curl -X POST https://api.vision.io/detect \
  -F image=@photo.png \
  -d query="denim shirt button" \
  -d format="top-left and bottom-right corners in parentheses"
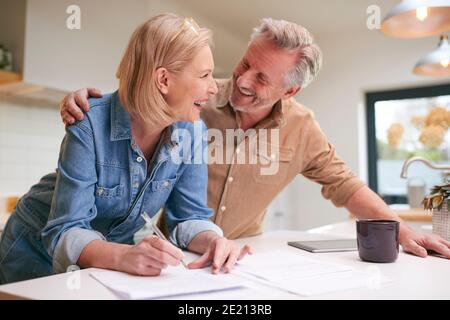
top-left (98, 188), bottom-right (104, 195)
top-left (133, 182), bottom-right (139, 189)
top-left (163, 181), bottom-right (170, 188)
top-left (136, 156), bottom-right (143, 163)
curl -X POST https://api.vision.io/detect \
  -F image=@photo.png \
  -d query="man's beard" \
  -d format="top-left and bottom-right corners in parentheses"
top-left (229, 96), bottom-right (273, 114)
top-left (229, 98), bottom-right (250, 113)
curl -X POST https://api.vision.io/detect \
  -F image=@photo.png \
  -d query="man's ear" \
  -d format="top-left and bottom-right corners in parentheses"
top-left (282, 85), bottom-right (301, 99)
top-left (154, 67), bottom-right (169, 95)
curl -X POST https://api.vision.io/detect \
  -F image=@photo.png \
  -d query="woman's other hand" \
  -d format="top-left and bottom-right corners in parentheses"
top-left (188, 236), bottom-right (252, 274)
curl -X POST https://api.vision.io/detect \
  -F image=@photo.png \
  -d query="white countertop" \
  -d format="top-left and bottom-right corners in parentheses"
top-left (0, 219), bottom-right (448, 300)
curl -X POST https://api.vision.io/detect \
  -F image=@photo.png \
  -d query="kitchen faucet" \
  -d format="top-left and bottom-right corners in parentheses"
top-left (400, 156), bottom-right (450, 182)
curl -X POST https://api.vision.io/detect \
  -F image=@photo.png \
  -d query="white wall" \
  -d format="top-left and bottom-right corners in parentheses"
top-left (22, 0), bottom-right (246, 89)
top-left (24, 0), bottom-right (149, 92)
top-left (0, 100), bottom-right (65, 196)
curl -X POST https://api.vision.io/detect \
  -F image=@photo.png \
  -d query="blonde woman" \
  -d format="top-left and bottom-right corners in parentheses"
top-left (0, 14), bottom-right (251, 284)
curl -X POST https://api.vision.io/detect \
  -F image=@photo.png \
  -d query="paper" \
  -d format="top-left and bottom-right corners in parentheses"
top-left (91, 251), bottom-right (389, 299)
top-left (90, 266), bottom-right (246, 300)
top-left (234, 250), bottom-right (386, 296)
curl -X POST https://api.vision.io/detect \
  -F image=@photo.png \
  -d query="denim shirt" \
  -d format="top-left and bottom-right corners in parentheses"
top-left (30, 91), bottom-right (222, 273)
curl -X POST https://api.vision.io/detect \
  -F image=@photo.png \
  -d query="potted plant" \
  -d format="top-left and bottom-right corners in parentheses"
top-left (422, 183), bottom-right (450, 241)
top-left (0, 44), bottom-right (12, 71)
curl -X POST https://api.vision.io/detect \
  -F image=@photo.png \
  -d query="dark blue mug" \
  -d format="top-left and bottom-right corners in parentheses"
top-left (356, 220), bottom-right (400, 263)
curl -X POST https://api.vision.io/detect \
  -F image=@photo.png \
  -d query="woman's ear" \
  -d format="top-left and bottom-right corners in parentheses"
top-left (154, 67), bottom-right (169, 95)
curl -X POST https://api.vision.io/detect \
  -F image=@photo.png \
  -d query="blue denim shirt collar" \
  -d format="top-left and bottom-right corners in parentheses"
top-left (110, 91), bottom-right (132, 142)
top-left (110, 91), bottom-right (180, 147)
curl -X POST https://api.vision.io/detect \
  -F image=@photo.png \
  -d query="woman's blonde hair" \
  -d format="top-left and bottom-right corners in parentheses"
top-left (116, 13), bottom-right (213, 125)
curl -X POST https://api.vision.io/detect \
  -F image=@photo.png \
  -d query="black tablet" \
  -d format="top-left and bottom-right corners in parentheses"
top-left (287, 239), bottom-right (358, 253)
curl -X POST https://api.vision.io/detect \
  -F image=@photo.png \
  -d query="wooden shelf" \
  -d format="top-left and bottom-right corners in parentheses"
top-left (392, 207), bottom-right (432, 222)
top-left (349, 205), bottom-right (432, 222)
top-left (0, 81), bottom-right (67, 108)
top-left (0, 70), bottom-right (22, 85)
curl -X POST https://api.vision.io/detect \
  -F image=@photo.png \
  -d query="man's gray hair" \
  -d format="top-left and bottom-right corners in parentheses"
top-left (251, 18), bottom-right (323, 89)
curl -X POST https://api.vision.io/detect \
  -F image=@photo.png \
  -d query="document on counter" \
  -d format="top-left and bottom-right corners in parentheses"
top-left (90, 266), bottom-right (247, 300)
top-left (234, 250), bottom-right (388, 296)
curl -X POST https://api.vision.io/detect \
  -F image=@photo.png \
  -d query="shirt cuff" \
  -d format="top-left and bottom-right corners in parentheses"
top-left (170, 220), bottom-right (224, 249)
top-left (52, 227), bottom-right (105, 273)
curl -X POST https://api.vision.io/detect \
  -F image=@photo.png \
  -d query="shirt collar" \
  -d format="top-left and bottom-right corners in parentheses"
top-left (110, 91), bottom-right (180, 146)
top-left (264, 99), bottom-right (286, 129)
top-left (110, 91), bottom-right (132, 141)
top-left (162, 123), bottom-right (180, 148)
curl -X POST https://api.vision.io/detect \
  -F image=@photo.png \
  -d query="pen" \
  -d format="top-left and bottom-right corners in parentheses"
top-left (140, 211), bottom-right (188, 269)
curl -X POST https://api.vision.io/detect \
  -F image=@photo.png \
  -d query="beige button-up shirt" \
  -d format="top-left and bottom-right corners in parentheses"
top-left (161, 78), bottom-right (365, 239)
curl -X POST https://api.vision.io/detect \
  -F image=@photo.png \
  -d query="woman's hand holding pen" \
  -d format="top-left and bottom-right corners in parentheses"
top-left (187, 233), bottom-right (253, 274)
top-left (116, 235), bottom-right (185, 276)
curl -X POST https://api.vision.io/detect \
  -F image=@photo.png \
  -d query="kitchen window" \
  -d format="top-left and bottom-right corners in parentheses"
top-left (366, 83), bottom-right (450, 205)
